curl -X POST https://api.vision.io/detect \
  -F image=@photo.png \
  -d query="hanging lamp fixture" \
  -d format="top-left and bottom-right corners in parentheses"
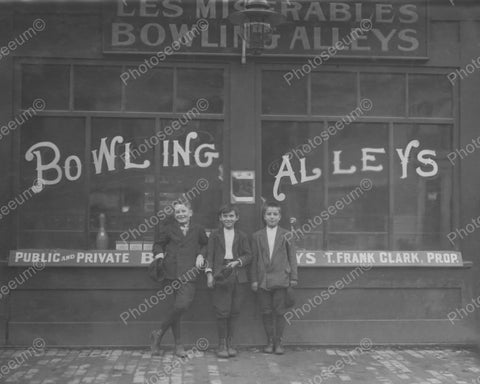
top-left (229, 0), bottom-right (285, 63)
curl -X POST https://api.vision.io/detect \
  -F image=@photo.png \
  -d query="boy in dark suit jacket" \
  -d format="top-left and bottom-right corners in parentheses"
top-left (206, 204), bottom-right (252, 358)
top-left (251, 201), bottom-right (298, 355)
top-left (151, 201), bottom-right (208, 357)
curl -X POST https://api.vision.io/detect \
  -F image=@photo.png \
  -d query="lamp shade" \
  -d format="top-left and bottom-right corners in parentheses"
top-left (229, 0), bottom-right (285, 26)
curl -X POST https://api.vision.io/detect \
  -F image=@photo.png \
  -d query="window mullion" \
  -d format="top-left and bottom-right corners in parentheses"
top-left (84, 116), bottom-right (92, 249)
top-left (388, 121), bottom-right (394, 250)
top-left (323, 119), bottom-right (329, 250)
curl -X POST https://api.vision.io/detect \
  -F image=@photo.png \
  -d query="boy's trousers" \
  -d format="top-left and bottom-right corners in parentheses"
top-left (258, 287), bottom-right (288, 315)
top-left (213, 276), bottom-right (248, 318)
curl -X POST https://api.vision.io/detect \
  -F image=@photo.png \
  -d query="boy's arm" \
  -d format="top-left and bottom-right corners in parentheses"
top-left (205, 232), bottom-right (215, 273)
top-left (153, 225), bottom-right (169, 259)
top-left (198, 227), bottom-right (208, 257)
top-left (285, 233), bottom-right (298, 283)
top-left (250, 235), bottom-right (258, 288)
top-left (195, 226), bottom-right (209, 269)
top-left (237, 232), bottom-right (252, 267)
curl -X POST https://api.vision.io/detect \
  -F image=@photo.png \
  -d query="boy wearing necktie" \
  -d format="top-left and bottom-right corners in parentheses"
top-left (150, 201), bottom-right (208, 357)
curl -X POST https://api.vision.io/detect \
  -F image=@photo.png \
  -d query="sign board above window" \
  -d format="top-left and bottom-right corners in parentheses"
top-left (103, 0), bottom-right (428, 59)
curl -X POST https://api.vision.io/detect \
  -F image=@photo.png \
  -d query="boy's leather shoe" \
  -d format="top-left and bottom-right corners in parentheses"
top-left (150, 330), bottom-right (162, 356)
top-left (175, 344), bottom-right (187, 358)
top-left (217, 338), bottom-right (229, 358)
top-left (263, 338), bottom-right (274, 354)
top-left (226, 338), bottom-right (237, 357)
top-left (274, 339), bottom-right (285, 355)
top-left (217, 339), bottom-right (229, 359)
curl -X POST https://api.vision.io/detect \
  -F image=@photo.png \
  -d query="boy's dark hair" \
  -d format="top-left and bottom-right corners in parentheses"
top-left (262, 201), bottom-right (281, 216)
top-left (218, 204), bottom-right (239, 218)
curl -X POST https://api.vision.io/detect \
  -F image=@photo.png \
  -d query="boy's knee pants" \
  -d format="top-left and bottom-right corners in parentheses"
top-left (258, 288), bottom-right (288, 316)
top-left (173, 281), bottom-right (196, 312)
top-left (213, 281), bottom-right (247, 318)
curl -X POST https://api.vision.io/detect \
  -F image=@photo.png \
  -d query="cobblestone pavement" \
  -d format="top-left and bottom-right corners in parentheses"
top-left (1, 346), bottom-right (480, 384)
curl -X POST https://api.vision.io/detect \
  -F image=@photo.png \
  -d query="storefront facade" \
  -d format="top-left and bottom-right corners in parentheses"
top-left (0, 0), bottom-right (479, 346)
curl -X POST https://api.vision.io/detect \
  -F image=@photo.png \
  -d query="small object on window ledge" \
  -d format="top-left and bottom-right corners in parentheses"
top-left (116, 241), bottom-right (129, 251)
top-left (130, 241), bottom-right (143, 251)
top-left (96, 213), bottom-right (109, 250)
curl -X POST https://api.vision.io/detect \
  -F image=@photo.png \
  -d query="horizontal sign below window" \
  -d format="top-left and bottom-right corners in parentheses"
top-left (8, 249), bottom-right (462, 268)
top-left (296, 250), bottom-right (463, 267)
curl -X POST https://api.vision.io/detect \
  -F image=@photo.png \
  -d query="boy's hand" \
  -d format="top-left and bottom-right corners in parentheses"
top-left (196, 255), bottom-right (205, 269)
top-left (251, 282), bottom-right (258, 292)
top-left (207, 273), bottom-right (214, 289)
top-left (290, 280), bottom-right (298, 288)
top-left (226, 260), bottom-right (240, 269)
top-left (154, 253), bottom-right (165, 260)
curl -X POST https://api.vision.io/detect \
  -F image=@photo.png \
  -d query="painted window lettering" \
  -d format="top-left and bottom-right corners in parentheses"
top-left (24, 131), bottom-right (220, 186)
top-left (273, 139), bottom-right (438, 201)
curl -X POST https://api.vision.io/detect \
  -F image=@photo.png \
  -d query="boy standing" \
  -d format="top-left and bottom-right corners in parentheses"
top-left (151, 201), bottom-right (208, 357)
top-left (251, 202), bottom-right (298, 355)
top-left (205, 204), bottom-right (252, 358)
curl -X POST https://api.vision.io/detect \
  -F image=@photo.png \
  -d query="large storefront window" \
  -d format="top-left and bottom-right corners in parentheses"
top-left (328, 123), bottom-right (389, 250)
top-left (125, 68), bottom-right (173, 112)
top-left (17, 62), bottom-right (225, 249)
top-left (312, 72), bottom-right (356, 115)
top-left (89, 118), bottom-right (156, 248)
top-left (74, 66), bottom-right (123, 111)
top-left (19, 117), bottom-right (86, 248)
top-left (22, 64), bottom-right (70, 110)
top-left (393, 124), bottom-right (453, 250)
top-left (262, 69), bottom-right (454, 251)
top-left (262, 122), bottom-right (324, 249)
top-left (155, 119), bottom-right (224, 230)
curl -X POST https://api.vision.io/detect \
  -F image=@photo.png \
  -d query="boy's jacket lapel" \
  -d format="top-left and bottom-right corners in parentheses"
top-left (232, 230), bottom-right (239, 250)
top-left (272, 228), bottom-right (283, 259)
top-left (170, 223), bottom-right (182, 238)
top-left (218, 229), bottom-right (225, 250)
top-left (260, 228), bottom-right (270, 265)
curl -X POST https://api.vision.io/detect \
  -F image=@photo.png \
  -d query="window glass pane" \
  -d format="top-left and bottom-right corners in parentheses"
top-left (176, 68), bottom-right (224, 113)
top-left (409, 74), bottom-right (453, 117)
top-left (125, 68), bottom-right (173, 112)
top-left (262, 70), bottom-right (307, 115)
top-left (22, 64), bottom-right (69, 110)
top-left (393, 124), bottom-right (453, 250)
top-left (328, 123), bottom-right (389, 249)
top-left (312, 72), bottom-right (357, 116)
top-left (328, 233), bottom-right (386, 250)
top-left (157, 120), bottom-right (224, 230)
top-left (19, 117), bottom-right (85, 248)
top-left (90, 118), bottom-right (155, 249)
top-left (74, 66), bottom-right (122, 111)
top-left (360, 73), bottom-right (405, 116)
top-left (18, 232), bottom-right (85, 249)
top-left (262, 121), bottom-right (324, 250)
